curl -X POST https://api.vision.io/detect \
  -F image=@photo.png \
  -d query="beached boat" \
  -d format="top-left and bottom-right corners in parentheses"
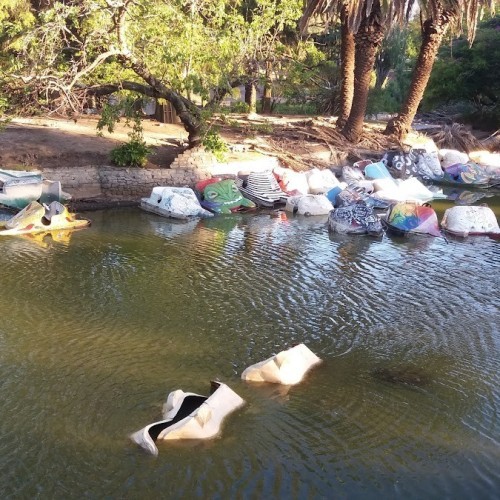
top-left (195, 178), bottom-right (256, 214)
top-left (236, 170), bottom-right (289, 208)
top-left (0, 200), bottom-right (90, 236)
top-left (0, 169), bottom-right (70, 210)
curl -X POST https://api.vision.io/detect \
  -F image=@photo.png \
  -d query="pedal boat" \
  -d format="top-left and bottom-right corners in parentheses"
top-left (130, 381), bottom-right (245, 456)
top-left (241, 344), bottom-right (321, 385)
top-left (0, 201), bottom-right (90, 236)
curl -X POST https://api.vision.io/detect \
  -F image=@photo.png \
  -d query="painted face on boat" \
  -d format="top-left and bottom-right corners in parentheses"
top-left (202, 179), bottom-right (255, 214)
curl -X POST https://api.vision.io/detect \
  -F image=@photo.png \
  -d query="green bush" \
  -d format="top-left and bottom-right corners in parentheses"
top-left (202, 129), bottom-right (228, 161)
top-left (111, 140), bottom-right (150, 167)
top-left (229, 101), bottom-right (250, 113)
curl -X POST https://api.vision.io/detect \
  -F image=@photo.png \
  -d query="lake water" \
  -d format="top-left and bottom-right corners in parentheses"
top-left (0, 195), bottom-right (499, 499)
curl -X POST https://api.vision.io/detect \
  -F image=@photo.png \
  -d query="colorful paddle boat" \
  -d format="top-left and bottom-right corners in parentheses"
top-left (196, 178), bottom-right (256, 214)
top-left (0, 201), bottom-right (90, 236)
top-left (130, 381), bottom-right (245, 456)
top-left (442, 162), bottom-right (495, 187)
top-left (383, 201), bottom-right (441, 237)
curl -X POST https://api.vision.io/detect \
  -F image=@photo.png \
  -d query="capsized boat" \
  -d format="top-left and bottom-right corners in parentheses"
top-left (140, 186), bottom-right (213, 219)
top-left (236, 170), bottom-right (289, 207)
top-left (196, 178), bottom-right (256, 214)
top-left (0, 201), bottom-right (90, 236)
top-left (130, 381), bottom-right (245, 456)
top-left (328, 201), bottom-right (384, 236)
top-left (383, 149), bottom-right (443, 181)
top-left (241, 344), bottom-right (321, 385)
top-left (441, 162), bottom-right (497, 188)
top-left (0, 169), bottom-right (70, 210)
top-left (441, 205), bottom-right (500, 238)
top-left (285, 194), bottom-right (333, 216)
top-left (383, 201), bottom-right (441, 237)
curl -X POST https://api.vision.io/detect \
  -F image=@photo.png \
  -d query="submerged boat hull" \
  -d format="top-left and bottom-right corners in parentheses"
top-left (0, 201), bottom-right (90, 236)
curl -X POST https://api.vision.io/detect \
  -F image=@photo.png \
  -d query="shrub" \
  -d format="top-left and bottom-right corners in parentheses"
top-left (111, 140), bottom-right (150, 167)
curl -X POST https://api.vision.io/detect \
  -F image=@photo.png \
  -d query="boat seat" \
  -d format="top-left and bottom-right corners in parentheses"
top-left (43, 201), bottom-right (65, 221)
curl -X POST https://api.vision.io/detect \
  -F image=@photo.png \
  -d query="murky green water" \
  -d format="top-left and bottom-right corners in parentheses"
top-left (0, 194), bottom-right (499, 499)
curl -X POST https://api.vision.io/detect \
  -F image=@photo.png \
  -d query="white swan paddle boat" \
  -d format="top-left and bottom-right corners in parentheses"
top-left (130, 381), bottom-right (244, 456)
top-left (140, 186), bottom-right (213, 219)
top-left (241, 344), bottom-right (321, 385)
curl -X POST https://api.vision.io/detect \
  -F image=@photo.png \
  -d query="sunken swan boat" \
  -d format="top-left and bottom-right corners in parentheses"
top-left (130, 381), bottom-right (245, 456)
top-left (0, 201), bottom-right (90, 236)
top-left (241, 344), bottom-right (321, 385)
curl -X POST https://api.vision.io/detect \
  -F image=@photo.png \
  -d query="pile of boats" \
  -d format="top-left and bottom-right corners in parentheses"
top-left (140, 145), bottom-right (500, 239)
top-left (0, 168), bottom-right (91, 237)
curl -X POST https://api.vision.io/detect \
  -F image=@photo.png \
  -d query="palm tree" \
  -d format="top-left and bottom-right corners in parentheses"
top-left (385, 0), bottom-right (497, 138)
top-left (301, 0), bottom-right (414, 142)
top-left (342, 0), bottom-right (385, 142)
top-left (337, 3), bottom-right (356, 127)
top-left (300, 1), bottom-right (354, 128)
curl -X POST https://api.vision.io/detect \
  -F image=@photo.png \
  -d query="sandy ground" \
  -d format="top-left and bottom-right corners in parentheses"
top-left (0, 116), bottom-right (189, 170)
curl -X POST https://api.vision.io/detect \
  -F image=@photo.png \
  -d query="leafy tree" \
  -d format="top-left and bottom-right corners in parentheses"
top-left (0, 0), bottom-right (303, 147)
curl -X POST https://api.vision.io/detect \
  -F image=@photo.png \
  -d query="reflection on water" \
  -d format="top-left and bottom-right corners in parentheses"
top-left (0, 199), bottom-right (499, 498)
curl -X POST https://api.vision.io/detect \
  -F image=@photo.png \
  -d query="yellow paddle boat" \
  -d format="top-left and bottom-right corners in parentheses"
top-left (0, 201), bottom-right (90, 236)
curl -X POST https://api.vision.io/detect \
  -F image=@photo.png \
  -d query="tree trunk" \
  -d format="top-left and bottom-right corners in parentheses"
top-left (374, 50), bottom-right (391, 90)
top-left (342, 3), bottom-right (384, 143)
top-left (336, 4), bottom-right (355, 129)
top-left (118, 55), bottom-right (203, 147)
top-left (88, 80), bottom-right (204, 146)
top-left (262, 61), bottom-right (272, 114)
top-left (245, 81), bottom-right (257, 114)
top-left (385, 13), bottom-right (452, 138)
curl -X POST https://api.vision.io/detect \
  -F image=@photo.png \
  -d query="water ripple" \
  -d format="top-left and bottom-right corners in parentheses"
top-left (0, 206), bottom-right (499, 498)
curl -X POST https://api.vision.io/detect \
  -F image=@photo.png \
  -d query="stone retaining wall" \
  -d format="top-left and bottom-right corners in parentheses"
top-left (41, 146), bottom-right (215, 200)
